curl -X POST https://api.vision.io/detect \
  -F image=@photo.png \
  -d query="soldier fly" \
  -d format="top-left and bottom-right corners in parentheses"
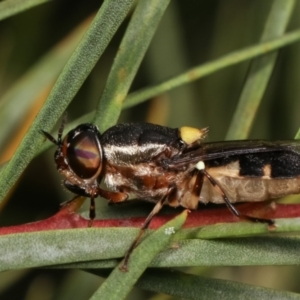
top-left (42, 115), bottom-right (300, 270)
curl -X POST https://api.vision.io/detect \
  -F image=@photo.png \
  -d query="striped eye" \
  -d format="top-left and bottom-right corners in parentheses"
top-left (65, 125), bottom-right (103, 179)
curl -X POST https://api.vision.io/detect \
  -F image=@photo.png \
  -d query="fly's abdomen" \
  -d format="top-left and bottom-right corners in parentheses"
top-left (201, 151), bottom-right (300, 204)
top-left (199, 175), bottom-right (300, 204)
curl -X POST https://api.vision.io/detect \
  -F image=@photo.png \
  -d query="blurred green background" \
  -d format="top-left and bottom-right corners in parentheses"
top-left (1, 0), bottom-right (300, 299)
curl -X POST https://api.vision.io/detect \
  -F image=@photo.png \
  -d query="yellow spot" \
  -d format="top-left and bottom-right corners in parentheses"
top-left (179, 126), bottom-right (208, 145)
top-left (263, 164), bottom-right (272, 177)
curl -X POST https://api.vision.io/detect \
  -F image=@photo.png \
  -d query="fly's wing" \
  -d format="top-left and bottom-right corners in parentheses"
top-left (201, 140), bottom-right (300, 159)
top-left (166, 139), bottom-right (300, 170)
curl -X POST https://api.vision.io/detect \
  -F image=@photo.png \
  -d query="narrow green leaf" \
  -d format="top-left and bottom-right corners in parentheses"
top-left (0, 0), bottom-right (134, 204)
top-left (3, 226), bottom-right (300, 272)
top-left (152, 236), bottom-right (300, 268)
top-left (50, 234), bottom-right (300, 270)
top-left (0, 18), bottom-right (89, 148)
top-left (137, 269), bottom-right (300, 300)
top-left (0, 0), bottom-right (50, 21)
top-left (123, 28), bottom-right (300, 109)
top-left (0, 228), bottom-right (138, 272)
top-left (89, 210), bottom-right (187, 300)
top-left (226, 0), bottom-right (295, 139)
top-left (93, 0), bottom-right (171, 132)
top-left (176, 218), bottom-right (300, 240)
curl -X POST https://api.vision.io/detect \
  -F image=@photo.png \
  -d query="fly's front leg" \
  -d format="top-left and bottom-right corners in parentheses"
top-left (120, 184), bottom-right (177, 272)
top-left (88, 196), bottom-right (96, 227)
top-left (87, 187), bottom-right (129, 227)
top-left (64, 181), bottom-right (128, 226)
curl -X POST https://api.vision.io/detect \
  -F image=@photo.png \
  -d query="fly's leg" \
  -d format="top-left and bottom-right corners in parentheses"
top-left (120, 171), bottom-right (202, 271)
top-left (202, 169), bottom-right (274, 226)
top-left (87, 188), bottom-right (128, 227)
top-left (60, 195), bottom-right (96, 227)
top-left (120, 185), bottom-right (177, 272)
top-left (63, 181), bottom-right (129, 225)
top-left (184, 170), bottom-right (205, 209)
top-left (192, 170), bottom-right (204, 200)
top-left (88, 196), bottom-right (95, 227)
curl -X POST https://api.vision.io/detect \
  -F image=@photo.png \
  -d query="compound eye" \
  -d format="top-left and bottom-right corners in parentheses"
top-left (66, 130), bottom-right (102, 179)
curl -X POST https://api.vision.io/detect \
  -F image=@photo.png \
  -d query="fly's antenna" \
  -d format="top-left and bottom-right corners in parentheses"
top-left (41, 112), bottom-right (67, 146)
top-left (57, 112), bottom-right (67, 143)
top-left (41, 130), bottom-right (58, 145)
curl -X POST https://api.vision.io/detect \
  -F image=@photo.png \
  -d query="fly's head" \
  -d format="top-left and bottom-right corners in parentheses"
top-left (42, 117), bottom-right (104, 196)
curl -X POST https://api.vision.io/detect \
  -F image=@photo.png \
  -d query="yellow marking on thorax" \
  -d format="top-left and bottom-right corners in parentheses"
top-left (180, 126), bottom-right (208, 145)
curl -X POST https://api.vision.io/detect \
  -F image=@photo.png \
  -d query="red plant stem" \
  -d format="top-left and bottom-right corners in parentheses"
top-left (1, 198), bottom-right (300, 236)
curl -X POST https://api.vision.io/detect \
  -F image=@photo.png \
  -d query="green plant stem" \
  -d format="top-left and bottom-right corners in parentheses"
top-left (89, 211), bottom-right (187, 300)
top-left (123, 28), bottom-right (300, 110)
top-left (226, 0), bottom-right (295, 140)
top-left (93, 0), bottom-right (171, 132)
top-left (136, 269), bottom-right (300, 300)
top-left (0, 0), bottom-right (50, 21)
top-left (0, 0), bottom-right (134, 204)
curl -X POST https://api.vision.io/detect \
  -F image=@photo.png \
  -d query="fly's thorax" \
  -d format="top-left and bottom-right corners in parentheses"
top-left (101, 123), bottom-right (187, 166)
top-left (100, 123), bottom-right (208, 204)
